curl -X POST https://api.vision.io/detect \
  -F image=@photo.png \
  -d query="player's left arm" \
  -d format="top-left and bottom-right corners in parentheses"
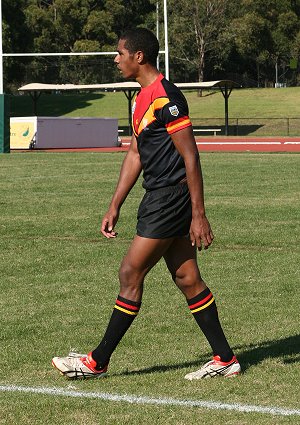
top-left (171, 126), bottom-right (214, 250)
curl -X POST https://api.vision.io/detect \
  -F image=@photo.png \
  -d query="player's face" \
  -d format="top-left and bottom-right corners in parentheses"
top-left (114, 39), bottom-right (139, 79)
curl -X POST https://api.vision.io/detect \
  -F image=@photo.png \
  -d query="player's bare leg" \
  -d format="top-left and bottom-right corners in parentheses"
top-left (164, 237), bottom-right (240, 378)
top-left (86, 236), bottom-right (174, 370)
top-left (118, 235), bottom-right (175, 301)
top-left (163, 236), bottom-right (206, 298)
top-left (52, 236), bottom-right (174, 378)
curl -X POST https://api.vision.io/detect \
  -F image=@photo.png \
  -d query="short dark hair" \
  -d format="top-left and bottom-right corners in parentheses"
top-left (120, 28), bottom-right (159, 66)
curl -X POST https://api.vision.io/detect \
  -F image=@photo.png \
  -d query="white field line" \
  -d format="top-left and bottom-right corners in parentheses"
top-left (0, 384), bottom-right (300, 417)
top-left (195, 142), bottom-right (300, 145)
top-left (196, 142), bottom-right (281, 145)
top-left (121, 141), bottom-right (300, 146)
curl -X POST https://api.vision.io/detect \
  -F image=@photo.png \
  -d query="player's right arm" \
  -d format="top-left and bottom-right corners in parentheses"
top-left (101, 134), bottom-right (142, 238)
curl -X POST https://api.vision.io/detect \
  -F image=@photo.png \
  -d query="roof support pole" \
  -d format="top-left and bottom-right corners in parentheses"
top-left (123, 89), bottom-right (137, 136)
top-left (29, 91), bottom-right (42, 116)
top-left (220, 84), bottom-right (232, 136)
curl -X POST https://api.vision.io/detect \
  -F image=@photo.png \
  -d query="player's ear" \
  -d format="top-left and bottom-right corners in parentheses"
top-left (136, 50), bottom-right (145, 64)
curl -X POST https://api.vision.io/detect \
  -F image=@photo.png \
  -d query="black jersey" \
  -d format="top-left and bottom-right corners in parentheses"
top-left (132, 74), bottom-right (192, 190)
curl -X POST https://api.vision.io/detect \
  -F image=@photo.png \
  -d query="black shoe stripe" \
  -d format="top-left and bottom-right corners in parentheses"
top-left (207, 363), bottom-right (235, 377)
top-left (64, 368), bottom-right (105, 379)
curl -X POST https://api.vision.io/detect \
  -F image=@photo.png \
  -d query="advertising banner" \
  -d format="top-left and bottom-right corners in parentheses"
top-left (10, 117), bottom-right (37, 149)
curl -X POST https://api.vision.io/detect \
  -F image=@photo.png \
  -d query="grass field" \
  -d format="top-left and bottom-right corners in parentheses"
top-left (0, 152), bottom-right (299, 424)
top-left (10, 87), bottom-right (300, 136)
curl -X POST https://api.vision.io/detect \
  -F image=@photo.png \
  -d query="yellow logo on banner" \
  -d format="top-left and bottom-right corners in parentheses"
top-left (10, 120), bottom-right (35, 149)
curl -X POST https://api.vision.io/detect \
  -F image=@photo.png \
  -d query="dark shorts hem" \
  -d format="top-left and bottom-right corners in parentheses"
top-left (136, 230), bottom-right (190, 239)
top-left (136, 183), bottom-right (192, 239)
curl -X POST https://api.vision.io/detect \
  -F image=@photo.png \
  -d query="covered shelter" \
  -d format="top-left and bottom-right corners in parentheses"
top-left (18, 80), bottom-right (239, 136)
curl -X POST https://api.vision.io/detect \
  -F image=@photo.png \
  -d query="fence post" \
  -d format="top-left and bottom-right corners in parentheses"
top-left (0, 94), bottom-right (10, 153)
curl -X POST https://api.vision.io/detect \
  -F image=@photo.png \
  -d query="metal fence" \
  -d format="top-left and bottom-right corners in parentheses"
top-left (190, 118), bottom-right (300, 137)
top-left (118, 117), bottom-right (300, 137)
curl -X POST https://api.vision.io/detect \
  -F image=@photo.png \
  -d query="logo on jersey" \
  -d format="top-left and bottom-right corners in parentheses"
top-left (169, 105), bottom-right (179, 117)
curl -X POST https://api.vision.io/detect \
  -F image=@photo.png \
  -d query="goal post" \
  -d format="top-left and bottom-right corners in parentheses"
top-left (0, 94), bottom-right (9, 153)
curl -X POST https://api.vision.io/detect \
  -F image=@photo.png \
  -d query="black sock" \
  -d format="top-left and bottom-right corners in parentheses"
top-left (187, 288), bottom-right (234, 362)
top-left (92, 295), bottom-right (141, 369)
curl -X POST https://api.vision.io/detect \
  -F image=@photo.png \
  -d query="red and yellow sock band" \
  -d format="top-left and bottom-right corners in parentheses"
top-left (114, 296), bottom-right (141, 316)
top-left (188, 290), bottom-right (215, 314)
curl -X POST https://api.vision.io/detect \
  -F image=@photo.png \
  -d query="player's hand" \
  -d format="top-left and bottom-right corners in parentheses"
top-left (189, 215), bottom-right (214, 250)
top-left (101, 209), bottom-right (119, 238)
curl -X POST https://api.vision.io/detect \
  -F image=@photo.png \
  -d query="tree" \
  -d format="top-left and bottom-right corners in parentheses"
top-left (4, 0), bottom-right (300, 89)
top-left (2, 0), bottom-right (31, 91)
top-left (231, 0), bottom-right (300, 86)
top-left (28, 0), bottom-right (153, 85)
top-left (167, 0), bottom-right (233, 82)
top-left (231, 11), bottom-right (273, 85)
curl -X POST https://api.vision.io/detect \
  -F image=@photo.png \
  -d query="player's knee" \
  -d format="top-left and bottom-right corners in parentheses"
top-left (175, 270), bottom-right (204, 292)
top-left (118, 259), bottom-right (144, 300)
top-left (118, 258), bottom-right (142, 287)
top-left (119, 261), bottom-right (132, 286)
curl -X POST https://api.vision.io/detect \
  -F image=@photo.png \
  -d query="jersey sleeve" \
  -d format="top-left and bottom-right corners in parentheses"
top-left (157, 98), bottom-right (192, 135)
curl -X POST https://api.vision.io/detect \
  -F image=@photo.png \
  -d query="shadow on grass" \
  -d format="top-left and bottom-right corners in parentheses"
top-left (235, 334), bottom-right (300, 370)
top-left (115, 334), bottom-right (299, 376)
top-left (10, 93), bottom-right (105, 117)
top-left (115, 358), bottom-right (208, 377)
top-left (191, 123), bottom-right (264, 136)
top-left (235, 124), bottom-right (264, 136)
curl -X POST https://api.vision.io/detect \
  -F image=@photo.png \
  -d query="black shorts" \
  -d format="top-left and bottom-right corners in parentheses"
top-left (136, 183), bottom-right (192, 239)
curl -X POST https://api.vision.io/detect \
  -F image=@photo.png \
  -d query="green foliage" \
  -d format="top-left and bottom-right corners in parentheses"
top-left (168, 0), bottom-right (231, 81)
top-left (83, 10), bottom-right (115, 44)
top-left (2, 0), bottom-right (32, 91)
top-left (3, 0), bottom-right (156, 90)
top-left (3, 0), bottom-right (300, 89)
top-left (230, 0), bottom-right (300, 85)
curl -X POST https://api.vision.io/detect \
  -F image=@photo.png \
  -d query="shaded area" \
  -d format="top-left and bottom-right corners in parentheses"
top-left (116, 334), bottom-right (300, 376)
top-left (193, 124), bottom-right (264, 136)
top-left (10, 93), bottom-right (104, 117)
top-left (237, 334), bottom-right (300, 370)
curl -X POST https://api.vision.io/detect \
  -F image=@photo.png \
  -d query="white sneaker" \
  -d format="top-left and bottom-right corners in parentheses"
top-left (52, 352), bottom-right (108, 379)
top-left (67, 351), bottom-right (88, 359)
top-left (184, 355), bottom-right (241, 380)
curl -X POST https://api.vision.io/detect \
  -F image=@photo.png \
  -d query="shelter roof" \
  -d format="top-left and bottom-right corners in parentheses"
top-left (18, 80), bottom-right (240, 92)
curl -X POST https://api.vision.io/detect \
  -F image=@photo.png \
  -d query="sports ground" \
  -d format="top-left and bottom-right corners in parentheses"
top-left (0, 148), bottom-right (299, 424)
top-left (126, 136), bottom-right (300, 152)
top-left (2, 16), bottom-right (300, 423)
top-left (18, 135), bottom-right (300, 153)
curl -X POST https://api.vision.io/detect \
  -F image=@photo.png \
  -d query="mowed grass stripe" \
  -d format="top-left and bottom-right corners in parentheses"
top-left (0, 152), bottom-right (299, 424)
